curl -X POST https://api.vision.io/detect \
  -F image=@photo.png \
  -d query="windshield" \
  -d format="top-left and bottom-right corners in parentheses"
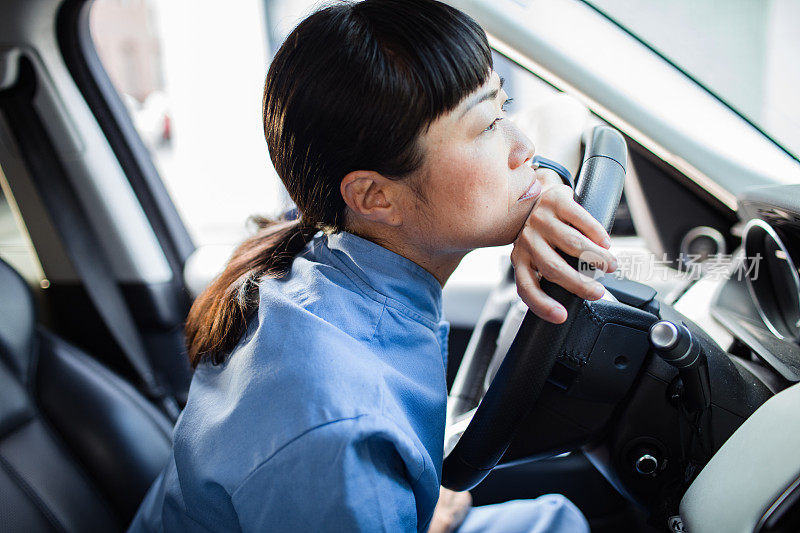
top-left (586, 0), bottom-right (800, 160)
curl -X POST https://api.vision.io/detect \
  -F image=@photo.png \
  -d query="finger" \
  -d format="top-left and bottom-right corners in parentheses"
top-left (557, 200), bottom-right (612, 250)
top-left (544, 219), bottom-right (618, 272)
top-left (517, 232), bottom-right (606, 301)
top-left (513, 261), bottom-right (567, 323)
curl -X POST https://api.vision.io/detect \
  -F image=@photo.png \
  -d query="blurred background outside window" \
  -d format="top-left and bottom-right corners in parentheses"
top-left (589, 0), bottom-right (799, 158)
top-left (89, 0), bottom-right (559, 248)
top-left (89, 0), bottom-right (799, 249)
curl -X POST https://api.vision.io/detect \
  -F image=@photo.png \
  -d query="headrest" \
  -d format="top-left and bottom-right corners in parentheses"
top-left (0, 257), bottom-right (35, 381)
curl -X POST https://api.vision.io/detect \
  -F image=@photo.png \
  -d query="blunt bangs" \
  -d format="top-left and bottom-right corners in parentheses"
top-left (353, 0), bottom-right (493, 126)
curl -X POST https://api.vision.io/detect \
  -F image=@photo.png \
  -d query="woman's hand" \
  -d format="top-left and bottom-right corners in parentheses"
top-left (511, 93), bottom-right (616, 323)
top-left (427, 487), bottom-right (472, 533)
top-left (512, 172), bottom-right (617, 323)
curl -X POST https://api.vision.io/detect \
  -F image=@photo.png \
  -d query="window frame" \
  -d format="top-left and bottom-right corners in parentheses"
top-left (56, 0), bottom-right (195, 280)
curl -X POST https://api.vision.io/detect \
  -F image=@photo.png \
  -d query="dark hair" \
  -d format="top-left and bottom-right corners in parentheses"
top-left (186, 0), bottom-right (493, 366)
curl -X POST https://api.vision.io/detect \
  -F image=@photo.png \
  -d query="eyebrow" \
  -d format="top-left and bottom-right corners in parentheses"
top-left (460, 76), bottom-right (505, 119)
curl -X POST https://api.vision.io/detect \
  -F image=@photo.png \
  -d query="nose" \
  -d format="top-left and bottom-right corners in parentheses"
top-left (507, 120), bottom-right (535, 169)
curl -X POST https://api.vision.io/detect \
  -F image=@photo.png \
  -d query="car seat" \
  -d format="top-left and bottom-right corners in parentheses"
top-left (0, 257), bottom-right (172, 531)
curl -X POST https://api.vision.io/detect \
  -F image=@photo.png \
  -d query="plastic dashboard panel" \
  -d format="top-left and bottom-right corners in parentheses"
top-left (687, 184), bottom-right (800, 529)
top-left (712, 276), bottom-right (800, 382)
top-left (710, 184), bottom-right (800, 382)
top-left (679, 382), bottom-right (800, 532)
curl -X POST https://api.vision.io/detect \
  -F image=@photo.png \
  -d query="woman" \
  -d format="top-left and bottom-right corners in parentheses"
top-left (129, 0), bottom-right (616, 531)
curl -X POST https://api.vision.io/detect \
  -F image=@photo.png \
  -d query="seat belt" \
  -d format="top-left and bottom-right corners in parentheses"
top-left (0, 50), bottom-right (180, 420)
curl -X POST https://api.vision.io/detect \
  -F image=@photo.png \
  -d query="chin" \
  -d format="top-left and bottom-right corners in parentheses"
top-left (472, 222), bottom-right (523, 248)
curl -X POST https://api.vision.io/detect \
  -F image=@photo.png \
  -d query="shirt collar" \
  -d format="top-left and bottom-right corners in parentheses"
top-left (317, 231), bottom-right (444, 327)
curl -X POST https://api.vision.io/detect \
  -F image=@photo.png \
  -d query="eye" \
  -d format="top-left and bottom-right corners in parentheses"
top-left (482, 98), bottom-right (514, 133)
top-left (483, 118), bottom-right (501, 133)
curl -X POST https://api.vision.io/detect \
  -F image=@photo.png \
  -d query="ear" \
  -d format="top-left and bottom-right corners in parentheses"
top-left (340, 170), bottom-right (402, 227)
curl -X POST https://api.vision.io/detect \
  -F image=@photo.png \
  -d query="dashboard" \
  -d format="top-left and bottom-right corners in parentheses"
top-left (710, 184), bottom-right (800, 386)
top-left (674, 184), bottom-right (800, 532)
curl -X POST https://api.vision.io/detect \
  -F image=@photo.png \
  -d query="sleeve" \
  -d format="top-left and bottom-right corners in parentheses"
top-left (230, 414), bottom-right (426, 533)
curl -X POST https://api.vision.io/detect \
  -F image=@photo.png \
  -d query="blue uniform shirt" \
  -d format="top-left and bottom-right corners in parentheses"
top-left (129, 230), bottom-right (590, 533)
top-left (130, 230), bottom-right (450, 531)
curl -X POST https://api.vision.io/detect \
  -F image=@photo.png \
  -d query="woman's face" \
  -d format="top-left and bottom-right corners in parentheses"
top-left (404, 70), bottom-right (540, 256)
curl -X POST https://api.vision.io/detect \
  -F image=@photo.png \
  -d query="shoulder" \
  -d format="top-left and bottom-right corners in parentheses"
top-left (229, 413), bottom-right (429, 532)
top-left (233, 413), bottom-right (426, 495)
top-left (258, 246), bottom-right (387, 344)
top-left (171, 280), bottom-right (393, 491)
top-left (175, 330), bottom-right (391, 469)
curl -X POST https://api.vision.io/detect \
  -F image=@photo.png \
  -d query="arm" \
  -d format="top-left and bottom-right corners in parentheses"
top-left (230, 415), bottom-right (426, 532)
top-left (427, 487), bottom-right (472, 533)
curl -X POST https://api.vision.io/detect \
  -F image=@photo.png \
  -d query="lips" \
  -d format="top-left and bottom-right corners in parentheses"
top-left (518, 177), bottom-right (542, 202)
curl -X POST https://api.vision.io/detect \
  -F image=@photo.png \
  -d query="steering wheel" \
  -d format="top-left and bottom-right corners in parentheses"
top-left (442, 125), bottom-right (629, 491)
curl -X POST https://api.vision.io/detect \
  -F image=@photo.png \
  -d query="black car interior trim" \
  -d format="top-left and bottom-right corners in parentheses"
top-left (0, 53), bottom-right (179, 419)
top-left (0, 256), bottom-right (172, 531)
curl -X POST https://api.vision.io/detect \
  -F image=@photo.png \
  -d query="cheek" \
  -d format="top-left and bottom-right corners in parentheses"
top-left (440, 146), bottom-right (506, 204)
top-left (433, 168), bottom-right (497, 221)
top-left (421, 138), bottom-right (513, 236)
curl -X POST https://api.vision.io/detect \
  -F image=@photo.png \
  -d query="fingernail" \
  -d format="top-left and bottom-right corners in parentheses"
top-left (609, 258), bottom-right (618, 271)
top-left (602, 236), bottom-right (612, 248)
top-left (553, 305), bottom-right (567, 323)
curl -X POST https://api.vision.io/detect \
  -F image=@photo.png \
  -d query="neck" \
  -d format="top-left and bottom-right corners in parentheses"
top-left (345, 221), bottom-right (467, 287)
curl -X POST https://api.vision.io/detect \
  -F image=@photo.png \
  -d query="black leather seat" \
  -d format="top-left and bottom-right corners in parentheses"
top-left (0, 258), bottom-right (172, 531)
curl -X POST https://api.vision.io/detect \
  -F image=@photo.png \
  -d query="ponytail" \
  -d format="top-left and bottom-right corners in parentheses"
top-left (185, 217), bottom-right (318, 367)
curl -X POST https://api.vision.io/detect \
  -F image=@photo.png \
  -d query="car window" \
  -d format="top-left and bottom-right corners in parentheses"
top-left (90, 0), bottom-right (288, 247)
top-left (586, 0), bottom-right (800, 160)
top-left (89, 0), bottom-right (570, 249)
top-left (0, 164), bottom-right (47, 288)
